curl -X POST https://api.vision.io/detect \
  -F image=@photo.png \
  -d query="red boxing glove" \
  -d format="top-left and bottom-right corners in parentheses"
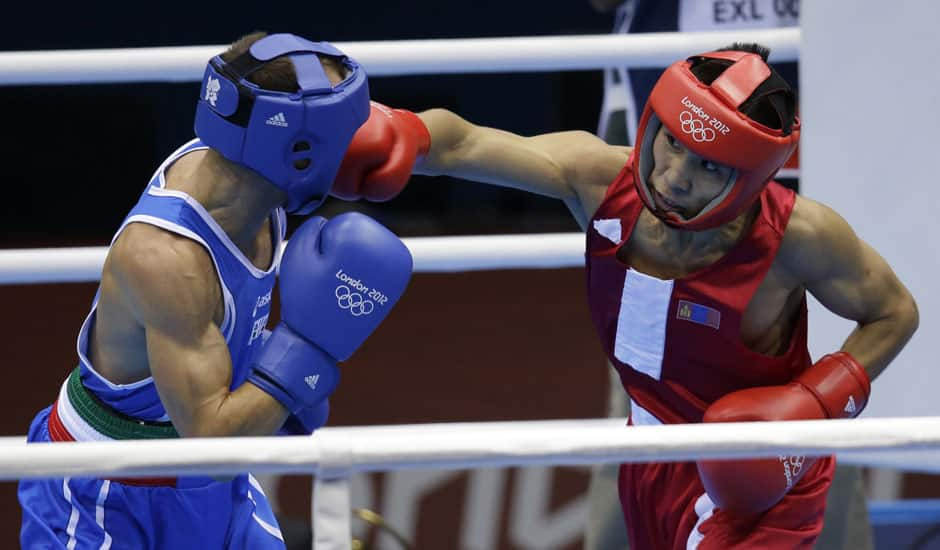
top-left (332, 101), bottom-right (431, 202)
top-left (697, 352), bottom-right (871, 516)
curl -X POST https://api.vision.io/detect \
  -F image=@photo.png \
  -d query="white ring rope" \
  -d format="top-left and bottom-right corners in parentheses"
top-left (0, 233), bottom-right (585, 284)
top-left (0, 28), bottom-right (798, 85)
top-left (3, 417), bottom-right (940, 481)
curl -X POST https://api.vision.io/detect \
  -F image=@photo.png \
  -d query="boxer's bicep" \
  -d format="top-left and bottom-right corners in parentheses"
top-left (145, 313), bottom-right (235, 438)
top-left (112, 230), bottom-right (235, 436)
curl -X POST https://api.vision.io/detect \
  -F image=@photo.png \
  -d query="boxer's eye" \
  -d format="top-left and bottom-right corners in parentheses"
top-left (665, 133), bottom-right (681, 151)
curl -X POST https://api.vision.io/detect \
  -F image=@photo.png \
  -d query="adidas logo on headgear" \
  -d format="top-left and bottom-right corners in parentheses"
top-left (265, 112), bottom-right (288, 128)
top-left (304, 374), bottom-right (320, 390)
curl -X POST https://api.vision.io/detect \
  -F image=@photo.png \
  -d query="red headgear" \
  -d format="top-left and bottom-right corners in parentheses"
top-left (633, 51), bottom-right (800, 230)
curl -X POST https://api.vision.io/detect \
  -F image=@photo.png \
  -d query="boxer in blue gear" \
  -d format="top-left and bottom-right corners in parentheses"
top-left (18, 31), bottom-right (411, 549)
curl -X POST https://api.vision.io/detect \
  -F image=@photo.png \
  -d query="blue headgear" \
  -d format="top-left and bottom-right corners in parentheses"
top-left (194, 33), bottom-right (370, 215)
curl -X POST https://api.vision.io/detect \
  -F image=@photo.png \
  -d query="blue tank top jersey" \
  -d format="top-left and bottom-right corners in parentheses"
top-left (76, 138), bottom-right (286, 421)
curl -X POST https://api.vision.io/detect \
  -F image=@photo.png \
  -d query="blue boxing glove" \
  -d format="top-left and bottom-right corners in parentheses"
top-left (248, 212), bottom-right (412, 432)
top-left (278, 400), bottom-right (331, 436)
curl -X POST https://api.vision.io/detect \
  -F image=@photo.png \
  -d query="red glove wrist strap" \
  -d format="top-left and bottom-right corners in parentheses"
top-left (796, 352), bottom-right (871, 418)
top-left (394, 108), bottom-right (431, 157)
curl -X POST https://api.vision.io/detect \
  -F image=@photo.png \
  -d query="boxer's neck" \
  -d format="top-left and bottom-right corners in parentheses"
top-left (164, 149), bottom-right (285, 250)
top-left (649, 202), bottom-right (759, 260)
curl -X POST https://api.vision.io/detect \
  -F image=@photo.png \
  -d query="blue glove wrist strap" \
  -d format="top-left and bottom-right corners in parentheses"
top-left (248, 323), bottom-right (340, 414)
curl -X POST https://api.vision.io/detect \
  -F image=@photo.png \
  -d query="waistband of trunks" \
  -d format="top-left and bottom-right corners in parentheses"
top-left (66, 366), bottom-right (179, 440)
top-left (54, 368), bottom-right (223, 488)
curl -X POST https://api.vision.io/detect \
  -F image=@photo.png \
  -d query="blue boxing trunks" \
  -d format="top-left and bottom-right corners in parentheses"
top-left (18, 368), bottom-right (286, 549)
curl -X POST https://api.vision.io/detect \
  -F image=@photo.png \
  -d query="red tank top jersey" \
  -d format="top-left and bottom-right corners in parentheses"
top-left (586, 157), bottom-right (811, 424)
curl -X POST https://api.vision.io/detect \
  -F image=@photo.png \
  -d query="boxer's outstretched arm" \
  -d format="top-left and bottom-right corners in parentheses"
top-left (416, 108), bottom-right (629, 224)
top-left (784, 196), bottom-right (919, 379)
top-left (111, 227), bottom-right (288, 438)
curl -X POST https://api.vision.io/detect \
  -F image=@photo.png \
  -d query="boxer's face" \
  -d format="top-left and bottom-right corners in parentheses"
top-left (648, 127), bottom-right (734, 220)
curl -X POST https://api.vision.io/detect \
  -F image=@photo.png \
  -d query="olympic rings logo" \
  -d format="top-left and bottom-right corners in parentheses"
top-left (679, 111), bottom-right (716, 143)
top-left (778, 454), bottom-right (806, 490)
top-left (335, 285), bottom-right (375, 316)
top-left (788, 455), bottom-right (806, 477)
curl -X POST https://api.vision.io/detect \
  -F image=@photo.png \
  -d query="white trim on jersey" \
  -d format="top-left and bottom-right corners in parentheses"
top-left (149, 138), bottom-right (287, 274)
top-left (75, 309), bottom-right (155, 392)
top-left (146, 138), bottom-right (203, 186)
top-left (630, 398), bottom-right (663, 426)
top-left (146, 186), bottom-right (280, 280)
top-left (593, 218), bottom-right (624, 245)
top-left (272, 207), bottom-right (286, 270)
top-left (614, 269), bottom-right (673, 381)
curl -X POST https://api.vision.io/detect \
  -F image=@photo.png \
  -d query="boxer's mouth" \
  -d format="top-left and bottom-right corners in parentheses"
top-left (652, 189), bottom-right (683, 213)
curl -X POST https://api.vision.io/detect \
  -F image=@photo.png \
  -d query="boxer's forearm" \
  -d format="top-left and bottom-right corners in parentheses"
top-left (179, 383), bottom-right (290, 438)
top-left (415, 108), bottom-right (602, 203)
top-left (414, 108), bottom-right (479, 177)
top-left (840, 300), bottom-right (919, 380)
top-left (414, 108), bottom-right (554, 188)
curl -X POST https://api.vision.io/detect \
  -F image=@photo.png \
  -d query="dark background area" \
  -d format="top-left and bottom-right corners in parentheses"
top-left (0, 1), bottom-right (613, 248)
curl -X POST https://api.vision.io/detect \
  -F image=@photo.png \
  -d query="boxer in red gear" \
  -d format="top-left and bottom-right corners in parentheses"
top-left (338, 43), bottom-right (918, 549)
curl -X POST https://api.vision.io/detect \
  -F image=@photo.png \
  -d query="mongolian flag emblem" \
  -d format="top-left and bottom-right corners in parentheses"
top-left (676, 300), bottom-right (721, 329)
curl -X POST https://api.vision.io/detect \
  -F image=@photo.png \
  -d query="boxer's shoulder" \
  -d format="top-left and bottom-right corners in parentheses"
top-left (107, 223), bottom-right (221, 331)
top-left (778, 196), bottom-right (857, 282)
top-left (566, 140), bottom-right (633, 221)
